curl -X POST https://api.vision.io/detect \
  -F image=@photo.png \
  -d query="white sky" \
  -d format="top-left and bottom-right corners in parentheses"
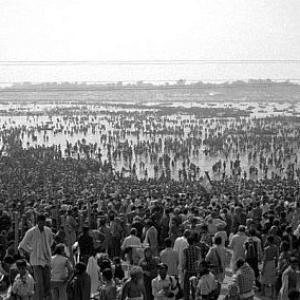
top-left (0, 0), bottom-right (299, 81)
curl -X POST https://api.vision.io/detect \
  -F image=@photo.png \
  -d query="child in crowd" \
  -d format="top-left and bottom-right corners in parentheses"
top-left (224, 283), bottom-right (240, 300)
top-left (7, 259), bottom-right (35, 300)
top-left (113, 257), bottom-right (124, 281)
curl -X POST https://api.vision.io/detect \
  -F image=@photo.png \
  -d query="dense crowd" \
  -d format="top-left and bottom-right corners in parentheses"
top-left (0, 107), bottom-right (300, 300)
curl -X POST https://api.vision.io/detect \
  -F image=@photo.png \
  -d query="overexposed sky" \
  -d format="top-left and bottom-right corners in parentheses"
top-left (0, 0), bottom-right (299, 82)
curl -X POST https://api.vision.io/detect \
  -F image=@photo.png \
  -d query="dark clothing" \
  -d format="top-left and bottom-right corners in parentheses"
top-left (183, 271), bottom-right (197, 300)
top-left (69, 272), bottom-right (91, 300)
top-left (139, 257), bottom-right (159, 300)
top-left (78, 233), bottom-right (94, 263)
top-left (0, 211), bottom-right (11, 232)
top-left (132, 221), bottom-right (144, 240)
top-left (246, 258), bottom-right (260, 288)
top-left (33, 265), bottom-right (51, 300)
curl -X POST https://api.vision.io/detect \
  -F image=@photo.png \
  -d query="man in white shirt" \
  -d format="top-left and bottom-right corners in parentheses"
top-left (19, 214), bottom-right (53, 300)
top-left (160, 238), bottom-right (179, 276)
top-left (173, 229), bottom-right (190, 286)
top-left (152, 263), bottom-right (178, 300)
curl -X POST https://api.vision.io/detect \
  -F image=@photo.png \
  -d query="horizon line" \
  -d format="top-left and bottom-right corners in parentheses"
top-left (0, 59), bottom-right (300, 66)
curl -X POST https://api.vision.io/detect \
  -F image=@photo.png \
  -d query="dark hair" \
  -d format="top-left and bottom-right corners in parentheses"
top-left (201, 224), bottom-right (208, 232)
top-left (248, 229), bottom-right (256, 236)
top-left (238, 226), bottom-right (246, 232)
top-left (164, 238), bottom-right (172, 248)
top-left (99, 259), bottom-right (111, 272)
top-left (145, 219), bottom-right (153, 226)
top-left (184, 229), bottom-right (191, 238)
top-left (187, 236), bottom-right (195, 245)
top-left (37, 214), bottom-right (46, 222)
top-left (282, 234), bottom-right (290, 243)
top-left (100, 219), bottom-right (106, 226)
top-left (113, 257), bottom-right (121, 264)
top-left (3, 255), bottom-right (14, 265)
top-left (289, 257), bottom-right (298, 264)
top-left (102, 268), bottom-right (113, 281)
top-left (75, 262), bottom-right (87, 274)
top-left (267, 235), bottom-right (274, 244)
top-left (214, 236), bottom-right (222, 245)
top-left (130, 228), bottom-right (137, 235)
top-left (54, 243), bottom-right (65, 255)
top-left (236, 258), bottom-right (245, 269)
top-left (83, 226), bottom-right (89, 233)
top-left (199, 261), bottom-right (210, 276)
top-left (288, 290), bottom-right (300, 300)
top-left (16, 259), bottom-right (27, 268)
top-left (281, 241), bottom-right (290, 252)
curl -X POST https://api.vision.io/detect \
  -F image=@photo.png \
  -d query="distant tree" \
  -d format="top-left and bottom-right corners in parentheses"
top-left (176, 79), bottom-right (186, 86)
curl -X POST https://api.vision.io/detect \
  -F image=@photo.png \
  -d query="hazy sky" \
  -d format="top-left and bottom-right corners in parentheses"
top-left (0, 0), bottom-right (299, 82)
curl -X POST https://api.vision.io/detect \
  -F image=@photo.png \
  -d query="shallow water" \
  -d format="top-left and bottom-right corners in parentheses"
top-left (0, 101), bottom-right (299, 181)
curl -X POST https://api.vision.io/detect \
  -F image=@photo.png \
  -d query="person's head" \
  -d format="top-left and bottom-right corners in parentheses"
top-left (100, 218), bottom-right (106, 226)
top-left (187, 236), bottom-right (195, 246)
top-left (36, 214), bottom-right (46, 231)
top-left (183, 229), bottom-right (191, 239)
top-left (113, 257), bottom-right (121, 265)
top-left (53, 243), bottom-right (65, 256)
top-left (267, 235), bottom-right (274, 245)
top-left (280, 241), bottom-right (290, 252)
top-left (199, 261), bottom-right (210, 276)
top-left (144, 247), bottom-right (152, 259)
top-left (102, 268), bottom-right (113, 282)
top-left (236, 258), bottom-right (245, 270)
top-left (82, 226), bottom-right (90, 234)
top-left (164, 238), bottom-right (172, 248)
top-left (130, 228), bottom-right (137, 236)
top-left (109, 213), bottom-right (115, 222)
top-left (238, 225), bottom-right (246, 233)
top-left (129, 266), bottom-right (143, 284)
top-left (288, 290), bottom-right (300, 300)
top-left (200, 224), bottom-right (208, 233)
top-left (3, 255), bottom-right (14, 266)
top-left (99, 258), bottom-right (111, 272)
top-left (16, 259), bottom-right (27, 277)
top-left (289, 257), bottom-right (299, 271)
top-left (227, 283), bottom-right (240, 297)
top-left (75, 262), bottom-right (87, 275)
top-left (269, 225), bottom-right (278, 235)
top-left (286, 226), bottom-right (293, 234)
top-left (248, 229), bottom-right (256, 237)
top-left (145, 219), bottom-right (153, 227)
top-left (214, 236), bottom-right (222, 246)
top-left (157, 263), bottom-right (168, 279)
top-left (171, 218), bottom-right (178, 226)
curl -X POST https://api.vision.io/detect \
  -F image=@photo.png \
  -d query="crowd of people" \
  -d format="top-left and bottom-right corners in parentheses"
top-left (0, 104), bottom-right (300, 300)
